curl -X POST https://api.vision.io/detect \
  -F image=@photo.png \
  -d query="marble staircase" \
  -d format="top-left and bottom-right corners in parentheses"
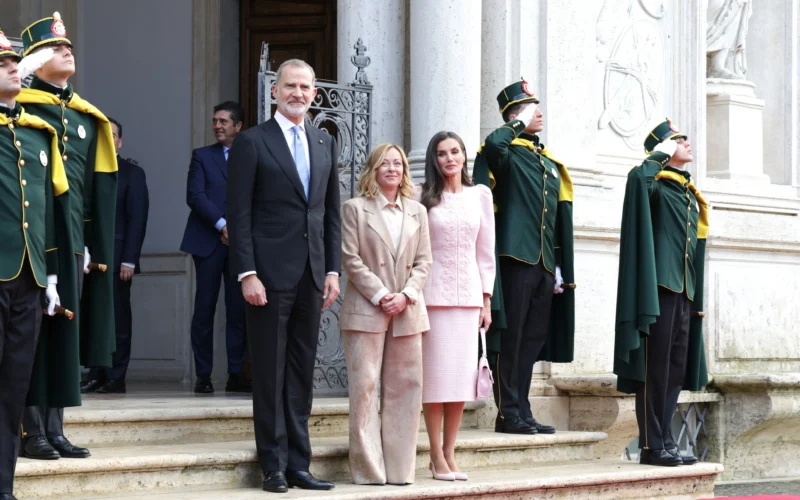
top-left (14, 393), bottom-right (723, 499)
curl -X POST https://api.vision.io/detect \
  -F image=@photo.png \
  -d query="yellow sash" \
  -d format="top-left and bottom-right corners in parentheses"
top-left (18, 89), bottom-right (118, 174)
top-left (0, 108), bottom-right (69, 196)
top-left (655, 170), bottom-right (709, 239)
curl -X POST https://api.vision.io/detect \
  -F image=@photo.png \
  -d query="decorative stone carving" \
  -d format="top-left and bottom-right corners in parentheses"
top-left (706, 0), bottom-right (753, 79)
top-left (597, 12), bottom-right (664, 150)
top-left (350, 38), bottom-right (371, 85)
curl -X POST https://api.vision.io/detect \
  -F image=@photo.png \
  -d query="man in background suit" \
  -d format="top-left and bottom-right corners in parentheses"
top-left (180, 101), bottom-right (249, 394)
top-left (227, 59), bottom-right (340, 493)
top-left (81, 117), bottom-right (149, 394)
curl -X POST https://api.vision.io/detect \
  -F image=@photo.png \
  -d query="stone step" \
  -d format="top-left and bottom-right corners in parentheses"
top-left (56, 462), bottom-right (724, 500)
top-left (14, 430), bottom-right (606, 499)
top-left (65, 395), bottom-right (487, 447)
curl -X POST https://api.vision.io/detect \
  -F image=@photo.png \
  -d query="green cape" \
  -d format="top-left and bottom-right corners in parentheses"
top-left (20, 89), bottom-right (118, 407)
top-left (613, 164), bottom-right (709, 394)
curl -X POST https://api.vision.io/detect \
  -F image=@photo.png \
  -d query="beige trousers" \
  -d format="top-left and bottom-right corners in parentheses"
top-left (343, 328), bottom-right (423, 485)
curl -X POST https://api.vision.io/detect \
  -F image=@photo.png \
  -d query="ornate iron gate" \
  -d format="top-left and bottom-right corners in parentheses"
top-left (258, 41), bottom-right (372, 396)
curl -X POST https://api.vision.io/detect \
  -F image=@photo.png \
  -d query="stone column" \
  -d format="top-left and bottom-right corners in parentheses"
top-left (408, 0), bottom-right (482, 179)
top-left (338, 0), bottom-right (406, 147)
top-left (671, 0), bottom-right (708, 185)
top-left (479, 0), bottom-right (543, 143)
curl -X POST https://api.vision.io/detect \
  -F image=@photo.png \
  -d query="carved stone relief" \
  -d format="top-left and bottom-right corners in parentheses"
top-left (597, 0), bottom-right (665, 150)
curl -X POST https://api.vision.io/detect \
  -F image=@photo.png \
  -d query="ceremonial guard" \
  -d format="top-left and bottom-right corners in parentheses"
top-left (473, 80), bottom-right (575, 436)
top-left (613, 119), bottom-right (709, 466)
top-left (0, 32), bottom-right (68, 499)
top-left (16, 12), bottom-right (118, 460)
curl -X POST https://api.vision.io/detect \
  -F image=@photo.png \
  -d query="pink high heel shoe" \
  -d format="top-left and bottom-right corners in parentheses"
top-left (452, 471), bottom-right (468, 481)
top-left (429, 462), bottom-right (455, 481)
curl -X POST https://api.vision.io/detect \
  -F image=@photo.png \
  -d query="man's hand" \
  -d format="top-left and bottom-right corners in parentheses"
top-left (120, 266), bottom-right (134, 282)
top-left (553, 266), bottom-right (564, 294)
top-left (381, 293), bottom-right (408, 316)
top-left (83, 246), bottom-right (91, 274)
top-left (653, 139), bottom-right (678, 157)
top-left (45, 283), bottom-right (60, 316)
top-left (242, 274), bottom-right (267, 306)
top-left (220, 225), bottom-right (229, 246)
top-left (480, 295), bottom-right (492, 330)
top-left (514, 103), bottom-right (537, 127)
top-left (322, 274), bottom-right (340, 310)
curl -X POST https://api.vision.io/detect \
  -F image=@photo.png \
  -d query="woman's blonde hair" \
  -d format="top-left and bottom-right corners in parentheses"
top-left (356, 143), bottom-right (414, 199)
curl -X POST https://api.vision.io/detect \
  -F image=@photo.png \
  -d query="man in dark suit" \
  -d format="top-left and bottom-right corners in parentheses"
top-left (227, 59), bottom-right (340, 493)
top-left (81, 118), bottom-right (149, 394)
top-left (180, 101), bottom-right (249, 394)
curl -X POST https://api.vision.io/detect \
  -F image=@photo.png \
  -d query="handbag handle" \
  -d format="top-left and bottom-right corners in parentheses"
top-left (479, 327), bottom-right (487, 358)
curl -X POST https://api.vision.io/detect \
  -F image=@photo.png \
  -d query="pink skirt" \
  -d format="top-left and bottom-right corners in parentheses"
top-left (422, 307), bottom-right (481, 403)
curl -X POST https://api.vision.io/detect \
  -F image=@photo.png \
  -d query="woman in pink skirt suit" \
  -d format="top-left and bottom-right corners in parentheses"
top-left (414, 131), bottom-right (495, 481)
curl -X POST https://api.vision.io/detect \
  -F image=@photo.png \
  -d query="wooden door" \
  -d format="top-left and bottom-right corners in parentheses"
top-left (239, 0), bottom-right (337, 129)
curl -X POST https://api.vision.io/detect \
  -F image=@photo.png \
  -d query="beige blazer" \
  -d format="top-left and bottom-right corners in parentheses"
top-left (340, 195), bottom-right (432, 336)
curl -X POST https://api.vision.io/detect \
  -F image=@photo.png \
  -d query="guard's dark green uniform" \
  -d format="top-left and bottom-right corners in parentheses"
top-left (0, 38), bottom-right (70, 493)
top-left (17, 14), bottom-right (117, 455)
top-left (613, 119), bottom-right (709, 458)
top-left (473, 80), bottom-right (575, 433)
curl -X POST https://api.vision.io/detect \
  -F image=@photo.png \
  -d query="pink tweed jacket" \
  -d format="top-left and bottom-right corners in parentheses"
top-left (414, 184), bottom-right (495, 307)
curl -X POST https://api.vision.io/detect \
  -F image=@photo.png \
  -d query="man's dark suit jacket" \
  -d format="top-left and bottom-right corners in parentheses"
top-left (115, 156), bottom-right (149, 272)
top-left (180, 143), bottom-right (228, 258)
top-left (227, 118), bottom-right (341, 291)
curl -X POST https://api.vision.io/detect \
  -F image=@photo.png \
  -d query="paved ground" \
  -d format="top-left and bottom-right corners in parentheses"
top-left (715, 480), bottom-right (800, 497)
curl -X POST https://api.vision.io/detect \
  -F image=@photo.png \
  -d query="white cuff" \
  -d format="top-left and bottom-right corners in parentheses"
top-left (238, 271), bottom-right (257, 282)
top-left (215, 218), bottom-right (227, 231)
top-left (121, 263), bottom-right (136, 269)
top-left (47, 274), bottom-right (58, 285)
top-left (370, 287), bottom-right (390, 306)
top-left (401, 287), bottom-right (418, 304)
top-left (326, 271), bottom-right (339, 276)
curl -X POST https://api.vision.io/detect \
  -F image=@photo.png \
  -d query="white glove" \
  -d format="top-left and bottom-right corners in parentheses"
top-left (514, 103), bottom-right (537, 128)
top-left (18, 47), bottom-right (55, 80)
top-left (653, 140), bottom-right (678, 157)
top-left (45, 275), bottom-right (60, 316)
top-left (553, 266), bottom-right (564, 294)
top-left (83, 246), bottom-right (91, 274)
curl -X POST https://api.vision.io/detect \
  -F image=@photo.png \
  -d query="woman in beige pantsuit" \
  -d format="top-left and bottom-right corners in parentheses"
top-left (339, 143), bottom-right (432, 485)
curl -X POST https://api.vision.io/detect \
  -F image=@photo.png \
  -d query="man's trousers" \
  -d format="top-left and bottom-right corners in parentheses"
top-left (0, 262), bottom-right (42, 493)
top-left (635, 288), bottom-right (691, 451)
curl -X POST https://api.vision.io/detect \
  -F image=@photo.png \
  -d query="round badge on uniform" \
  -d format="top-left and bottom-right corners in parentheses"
top-left (78, 124), bottom-right (86, 139)
top-left (551, 167), bottom-right (558, 179)
top-left (521, 81), bottom-right (534, 96)
top-left (40, 150), bottom-right (48, 167)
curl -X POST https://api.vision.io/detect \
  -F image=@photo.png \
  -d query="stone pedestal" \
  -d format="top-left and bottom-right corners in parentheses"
top-left (706, 79), bottom-right (771, 183)
top-left (408, 0), bottom-right (481, 179)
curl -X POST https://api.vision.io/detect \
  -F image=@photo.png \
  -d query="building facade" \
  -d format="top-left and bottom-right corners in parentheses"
top-left (4, 0), bottom-right (800, 481)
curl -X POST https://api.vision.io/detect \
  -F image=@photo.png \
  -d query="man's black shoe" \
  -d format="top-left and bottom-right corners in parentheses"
top-left (0, 493), bottom-right (19, 500)
top-left (21, 436), bottom-right (60, 460)
top-left (287, 470), bottom-right (335, 490)
top-left (49, 436), bottom-right (91, 458)
top-left (96, 380), bottom-right (126, 394)
top-left (194, 376), bottom-right (214, 394)
top-left (524, 416), bottom-right (556, 434)
top-left (225, 373), bottom-right (252, 393)
top-left (494, 415), bottom-right (537, 435)
top-left (262, 471), bottom-right (288, 493)
top-left (80, 379), bottom-right (104, 393)
top-left (667, 447), bottom-right (698, 465)
top-left (640, 448), bottom-right (681, 466)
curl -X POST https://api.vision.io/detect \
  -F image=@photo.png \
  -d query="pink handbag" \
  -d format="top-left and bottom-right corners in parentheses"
top-left (476, 327), bottom-right (494, 400)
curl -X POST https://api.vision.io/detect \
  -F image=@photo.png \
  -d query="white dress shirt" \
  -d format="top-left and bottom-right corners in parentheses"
top-left (237, 111), bottom-right (337, 282)
top-left (215, 146), bottom-right (230, 232)
top-left (369, 193), bottom-right (418, 306)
